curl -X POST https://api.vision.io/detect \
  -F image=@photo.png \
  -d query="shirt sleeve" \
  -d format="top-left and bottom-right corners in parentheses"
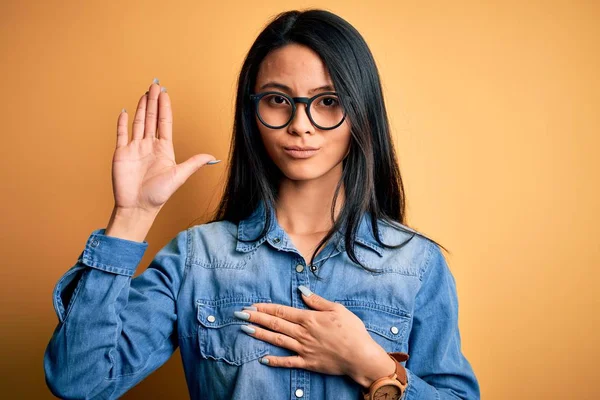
top-left (402, 241), bottom-right (481, 399)
top-left (43, 227), bottom-right (189, 399)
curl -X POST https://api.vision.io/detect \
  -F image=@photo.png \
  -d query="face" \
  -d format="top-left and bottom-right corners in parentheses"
top-left (254, 43), bottom-right (351, 182)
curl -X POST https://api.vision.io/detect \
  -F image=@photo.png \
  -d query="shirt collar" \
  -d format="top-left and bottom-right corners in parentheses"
top-left (236, 200), bottom-right (384, 257)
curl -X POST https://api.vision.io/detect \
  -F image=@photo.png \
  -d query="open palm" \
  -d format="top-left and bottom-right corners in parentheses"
top-left (112, 80), bottom-right (217, 214)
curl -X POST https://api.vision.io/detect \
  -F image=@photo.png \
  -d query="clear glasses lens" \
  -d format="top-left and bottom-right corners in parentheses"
top-left (257, 94), bottom-right (293, 127)
top-left (257, 93), bottom-right (344, 128)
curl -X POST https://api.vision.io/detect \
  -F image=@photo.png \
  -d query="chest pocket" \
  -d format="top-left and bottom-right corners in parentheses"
top-left (196, 298), bottom-right (272, 366)
top-left (334, 300), bottom-right (411, 354)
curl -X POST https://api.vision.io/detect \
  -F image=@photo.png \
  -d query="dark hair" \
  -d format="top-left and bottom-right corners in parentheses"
top-left (206, 9), bottom-right (447, 274)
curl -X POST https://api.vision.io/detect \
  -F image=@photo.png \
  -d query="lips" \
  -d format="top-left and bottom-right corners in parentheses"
top-left (284, 146), bottom-right (319, 151)
top-left (283, 147), bottom-right (320, 159)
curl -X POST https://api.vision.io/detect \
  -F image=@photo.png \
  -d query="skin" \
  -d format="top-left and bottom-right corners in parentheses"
top-left (241, 44), bottom-right (397, 388)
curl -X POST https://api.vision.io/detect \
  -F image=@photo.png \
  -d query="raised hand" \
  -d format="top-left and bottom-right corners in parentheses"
top-left (106, 78), bottom-right (220, 241)
top-left (112, 78), bottom-right (218, 214)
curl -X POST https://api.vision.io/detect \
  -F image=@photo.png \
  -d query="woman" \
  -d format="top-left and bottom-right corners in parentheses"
top-left (44, 9), bottom-right (480, 400)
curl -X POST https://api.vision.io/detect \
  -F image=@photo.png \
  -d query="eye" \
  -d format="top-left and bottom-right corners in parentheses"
top-left (317, 96), bottom-right (340, 107)
top-left (267, 94), bottom-right (290, 106)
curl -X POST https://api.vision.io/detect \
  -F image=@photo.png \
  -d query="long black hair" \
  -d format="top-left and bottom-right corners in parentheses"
top-left (208, 9), bottom-right (447, 273)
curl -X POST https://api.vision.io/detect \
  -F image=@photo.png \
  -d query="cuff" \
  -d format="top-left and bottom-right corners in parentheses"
top-left (403, 368), bottom-right (438, 399)
top-left (78, 228), bottom-right (149, 277)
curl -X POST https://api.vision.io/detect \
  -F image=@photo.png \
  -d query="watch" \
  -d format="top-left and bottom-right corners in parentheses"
top-left (362, 352), bottom-right (410, 400)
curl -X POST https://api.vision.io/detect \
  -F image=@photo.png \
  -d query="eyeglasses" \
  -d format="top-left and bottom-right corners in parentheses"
top-left (250, 91), bottom-right (347, 130)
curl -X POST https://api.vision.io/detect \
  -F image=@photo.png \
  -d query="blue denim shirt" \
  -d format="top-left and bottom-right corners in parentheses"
top-left (44, 201), bottom-right (480, 399)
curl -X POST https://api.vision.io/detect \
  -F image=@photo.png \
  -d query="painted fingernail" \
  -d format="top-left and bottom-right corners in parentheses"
top-left (207, 160), bottom-right (222, 165)
top-left (161, 87), bottom-right (167, 93)
top-left (153, 77), bottom-right (160, 85)
top-left (234, 311), bottom-right (250, 320)
top-left (240, 325), bottom-right (256, 334)
top-left (259, 357), bottom-right (270, 365)
top-left (243, 306), bottom-right (257, 311)
top-left (298, 285), bottom-right (313, 297)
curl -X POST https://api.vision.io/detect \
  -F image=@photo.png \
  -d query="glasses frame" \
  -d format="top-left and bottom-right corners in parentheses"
top-left (249, 91), bottom-right (347, 130)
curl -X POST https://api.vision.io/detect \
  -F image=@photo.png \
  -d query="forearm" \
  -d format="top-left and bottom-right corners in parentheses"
top-left (44, 228), bottom-right (184, 399)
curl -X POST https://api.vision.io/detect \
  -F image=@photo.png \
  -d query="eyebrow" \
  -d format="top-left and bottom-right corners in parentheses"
top-left (258, 82), bottom-right (335, 94)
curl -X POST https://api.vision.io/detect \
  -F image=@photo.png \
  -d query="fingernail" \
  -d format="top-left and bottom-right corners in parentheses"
top-left (259, 357), bottom-right (270, 365)
top-left (243, 306), bottom-right (257, 311)
top-left (240, 325), bottom-right (256, 334)
top-left (298, 285), bottom-right (313, 297)
top-left (161, 87), bottom-right (167, 93)
top-left (233, 311), bottom-right (250, 321)
top-left (207, 160), bottom-right (222, 165)
top-left (153, 77), bottom-right (160, 85)
top-left (121, 108), bottom-right (126, 113)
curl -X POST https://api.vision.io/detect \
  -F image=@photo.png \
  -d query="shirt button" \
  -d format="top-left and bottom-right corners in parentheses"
top-left (309, 265), bottom-right (317, 272)
top-left (295, 388), bottom-right (304, 398)
top-left (273, 238), bottom-right (281, 243)
top-left (390, 326), bottom-right (399, 335)
top-left (207, 315), bottom-right (216, 323)
top-left (295, 264), bottom-right (304, 273)
top-left (90, 239), bottom-right (99, 248)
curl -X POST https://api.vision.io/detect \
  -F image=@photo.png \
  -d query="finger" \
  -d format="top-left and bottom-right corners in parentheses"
top-left (174, 154), bottom-right (218, 185)
top-left (241, 324), bottom-right (302, 353)
top-left (236, 309), bottom-right (301, 339)
top-left (132, 92), bottom-right (148, 140)
top-left (116, 109), bottom-right (128, 148)
top-left (157, 88), bottom-right (172, 141)
top-left (298, 285), bottom-right (337, 311)
top-left (144, 81), bottom-right (160, 139)
top-left (251, 303), bottom-right (307, 324)
top-left (259, 355), bottom-right (307, 369)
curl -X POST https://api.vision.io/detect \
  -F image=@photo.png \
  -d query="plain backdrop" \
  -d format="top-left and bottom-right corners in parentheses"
top-left (1, 0), bottom-right (598, 398)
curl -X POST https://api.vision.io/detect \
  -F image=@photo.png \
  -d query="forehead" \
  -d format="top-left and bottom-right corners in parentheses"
top-left (255, 43), bottom-right (333, 92)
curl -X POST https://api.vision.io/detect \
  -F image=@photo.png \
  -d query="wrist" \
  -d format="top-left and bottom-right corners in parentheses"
top-left (105, 207), bottom-right (159, 242)
top-left (351, 347), bottom-right (396, 388)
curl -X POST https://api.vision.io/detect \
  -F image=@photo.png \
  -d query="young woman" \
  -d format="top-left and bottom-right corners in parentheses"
top-left (44, 9), bottom-right (480, 400)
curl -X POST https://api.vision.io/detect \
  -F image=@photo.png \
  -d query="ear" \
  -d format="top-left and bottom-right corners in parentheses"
top-left (298, 285), bottom-right (337, 311)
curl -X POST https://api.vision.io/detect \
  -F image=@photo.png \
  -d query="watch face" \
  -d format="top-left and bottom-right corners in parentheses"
top-left (373, 385), bottom-right (401, 400)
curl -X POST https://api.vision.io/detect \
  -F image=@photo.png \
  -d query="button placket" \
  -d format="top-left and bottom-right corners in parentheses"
top-left (291, 258), bottom-right (310, 400)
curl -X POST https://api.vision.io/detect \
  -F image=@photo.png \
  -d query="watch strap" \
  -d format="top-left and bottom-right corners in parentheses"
top-left (389, 352), bottom-right (409, 386)
top-left (362, 352), bottom-right (410, 400)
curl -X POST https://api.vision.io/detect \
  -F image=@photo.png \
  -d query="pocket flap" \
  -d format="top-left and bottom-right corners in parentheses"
top-left (196, 297), bottom-right (271, 328)
top-left (335, 300), bottom-right (411, 342)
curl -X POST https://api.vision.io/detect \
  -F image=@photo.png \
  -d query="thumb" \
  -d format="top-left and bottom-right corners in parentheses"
top-left (175, 154), bottom-right (219, 183)
top-left (298, 285), bottom-right (336, 311)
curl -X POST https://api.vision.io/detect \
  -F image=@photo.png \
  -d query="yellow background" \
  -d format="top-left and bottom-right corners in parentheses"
top-left (1, 0), bottom-right (598, 398)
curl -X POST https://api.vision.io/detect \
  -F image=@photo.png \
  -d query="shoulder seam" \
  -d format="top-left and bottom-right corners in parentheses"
top-left (419, 240), bottom-right (437, 282)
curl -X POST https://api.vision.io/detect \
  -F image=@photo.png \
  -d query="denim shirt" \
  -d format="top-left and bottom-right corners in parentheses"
top-left (44, 201), bottom-right (480, 399)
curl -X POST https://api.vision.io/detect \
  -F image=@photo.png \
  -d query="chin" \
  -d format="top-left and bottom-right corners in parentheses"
top-left (279, 168), bottom-right (324, 181)
top-left (276, 160), bottom-right (343, 182)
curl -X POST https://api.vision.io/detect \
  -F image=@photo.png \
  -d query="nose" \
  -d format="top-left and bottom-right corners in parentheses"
top-left (287, 103), bottom-right (315, 135)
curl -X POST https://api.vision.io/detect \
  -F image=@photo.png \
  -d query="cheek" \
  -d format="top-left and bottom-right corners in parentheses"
top-left (325, 126), bottom-right (352, 157)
